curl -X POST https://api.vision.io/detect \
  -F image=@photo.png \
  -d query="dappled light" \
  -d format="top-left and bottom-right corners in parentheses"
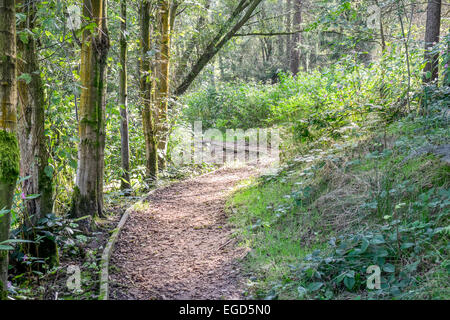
top-left (0, 0), bottom-right (448, 307)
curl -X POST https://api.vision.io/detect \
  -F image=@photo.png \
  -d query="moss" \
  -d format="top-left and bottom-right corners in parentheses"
top-left (0, 130), bottom-right (20, 184)
top-left (0, 279), bottom-right (6, 300)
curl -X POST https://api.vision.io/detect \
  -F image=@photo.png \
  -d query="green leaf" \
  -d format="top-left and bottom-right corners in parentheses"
top-left (359, 238), bottom-right (369, 253)
top-left (0, 207), bottom-right (9, 218)
top-left (44, 165), bottom-right (54, 178)
top-left (405, 261), bottom-right (419, 272)
top-left (0, 238), bottom-right (33, 251)
top-left (69, 159), bottom-right (78, 169)
top-left (390, 286), bottom-right (401, 296)
top-left (308, 282), bottom-right (323, 292)
top-left (25, 194), bottom-right (40, 200)
top-left (401, 242), bottom-right (415, 249)
top-left (343, 276), bottom-right (355, 290)
top-left (371, 235), bottom-right (385, 245)
top-left (375, 248), bottom-right (389, 257)
top-left (297, 286), bottom-right (307, 298)
top-left (19, 31), bottom-right (29, 44)
top-left (334, 272), bottom-right (346, 283)
top-left (0, 239), bottom-right (34, 245)
top-left (15, 13), bottom-right (26, 22)
top-left (383, 263), bottom-right (395, 273)
top-left (18, 73), bottom-right (32, 84)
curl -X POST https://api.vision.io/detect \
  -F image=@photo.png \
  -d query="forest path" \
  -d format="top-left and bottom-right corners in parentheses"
top-left (109, 162), bottom-right (268, 300)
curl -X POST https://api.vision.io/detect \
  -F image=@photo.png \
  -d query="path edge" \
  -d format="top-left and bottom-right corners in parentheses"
top-left (98, 189), bottom-right (157, 300)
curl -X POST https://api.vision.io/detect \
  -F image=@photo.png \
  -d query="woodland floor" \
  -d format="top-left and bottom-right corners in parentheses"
top-left (109, 161), bottom-right (270, 300)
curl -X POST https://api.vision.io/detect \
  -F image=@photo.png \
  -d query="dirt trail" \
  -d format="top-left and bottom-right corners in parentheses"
top-left (109, 163), bottom-right (265, 300)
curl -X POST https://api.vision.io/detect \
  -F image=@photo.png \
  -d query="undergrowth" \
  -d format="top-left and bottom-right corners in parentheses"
top-left (228, 105), bottom-right (449, 300)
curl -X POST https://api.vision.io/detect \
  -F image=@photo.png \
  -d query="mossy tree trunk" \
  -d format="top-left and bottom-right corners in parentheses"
top-left (0, 0), bottom-right (20, 300)
top-left (71, 0), bottom-right (110, 222)
top-left (140, 0), bottom-right (158, 181)
top-left (119, 0), bottom-right (131, 192)
top-left (156, 0), bottom-right (171, 171)
top-left (16, 0), bottom-right (57, 266)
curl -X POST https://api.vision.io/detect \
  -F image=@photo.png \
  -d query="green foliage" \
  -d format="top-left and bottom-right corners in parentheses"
top-left (228, 103), bottom-right (449, 299)
top-left (181, 81), bottom-right (283, 130)
top-left (292, 214), bottom-right (448, 299)
top-left (181, 43), bottom-right (422, 140)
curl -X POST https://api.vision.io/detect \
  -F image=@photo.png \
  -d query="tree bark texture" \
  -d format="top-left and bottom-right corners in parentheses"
top-left (0, 0), bottom-right (19, 299)
top-left (423, 0), bottom-right (441, 83)
top-left (71, 0), bottom-right (110, 221)
top-left (119, 0), bottom-right (131, 192)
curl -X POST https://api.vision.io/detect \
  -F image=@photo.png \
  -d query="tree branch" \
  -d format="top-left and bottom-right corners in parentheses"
top-left (174, 0), bottom-right (263, 96)
top-left (234, 29), bottom-right (306, 37)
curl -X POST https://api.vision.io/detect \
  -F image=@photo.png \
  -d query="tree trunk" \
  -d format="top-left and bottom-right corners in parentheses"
top-left (156, 0), bottom-right (171, 171)
top-left (0, 0), bottom-right (20, 299)
top-left (119, 0), bottom-right (131, 192)
top-left (378, 2), bottom-right (387, 99)
top-left (286, 0), bottom-right (292, 70)
top-left (423, 0), bottom-right (441, 83)
top-left (140, 0), bottom-right (158, 181)
top-left (71, 0), bottom-right (110, 222)
top-left (277, 1), bottom-right (285, 63)
top-left (289, 0), bottom-right (302, 75)
top-left (445, 31), bottom-right (449, 86)
top-left (17, 0), bottom-right (57, 265)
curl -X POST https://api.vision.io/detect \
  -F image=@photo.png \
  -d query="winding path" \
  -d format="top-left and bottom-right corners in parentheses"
top-left (109, 164), bottom-right (264, 300)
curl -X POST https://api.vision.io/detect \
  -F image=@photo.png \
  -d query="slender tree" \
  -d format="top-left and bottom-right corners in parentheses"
top-left (140, 0), bottom-right (158, 180)
top-left (155, 0), bottom-right (171, 170)
top-left (71, 0), bottom-right (110, 222)
top-left (375, 0), bottom-right (387, 98)
top-left (0, 0), bottom-right (20, 299)
top-left (445, 31), bottom-right (449, 86)
top-left (119, 0), bottom-right (131, 192)
top-left (289, 0), bottom-right (302, 75)
top-left (423, 0), bottom-right (441, 83)
top-left (286, 0), bottom-right (292, 70)
top-left (277, 1), bottom-right (285, 64)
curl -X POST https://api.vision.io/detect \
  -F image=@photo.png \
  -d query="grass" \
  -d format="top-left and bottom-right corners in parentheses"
top-left (227, 113), bottom-right (449, 300)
